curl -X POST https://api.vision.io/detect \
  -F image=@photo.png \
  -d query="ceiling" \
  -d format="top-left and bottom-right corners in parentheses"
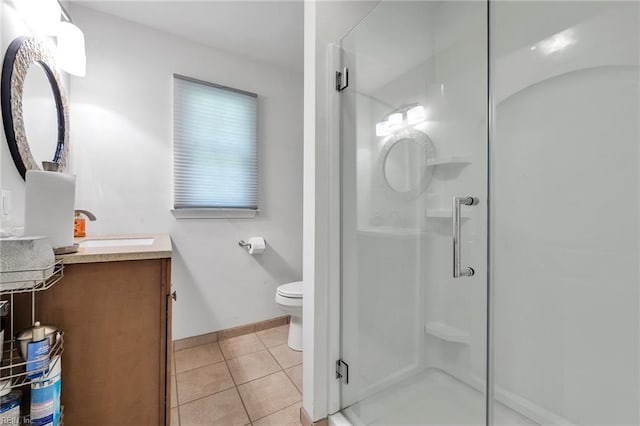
top-left (70, 1), bottom-right (304, 73)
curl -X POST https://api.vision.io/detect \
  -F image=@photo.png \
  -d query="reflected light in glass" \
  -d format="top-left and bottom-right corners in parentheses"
top-left (56, 22), bottom-right (86, 77)
top-left (407, 106), bottom-right (426, 125)
top-left (376, 121), bottom-right (392, 137)
top-left (536, 29), bottom-right (576, 55)
top-left (387, 113), bottom-right (403, 131)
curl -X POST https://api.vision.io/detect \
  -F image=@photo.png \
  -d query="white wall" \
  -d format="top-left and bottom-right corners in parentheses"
top-left (1, 2), bottom-right (28, 232)
top-left (492, 2), bottom-right (640, 424)
top-left (69, 5), bottom-right (303, 340)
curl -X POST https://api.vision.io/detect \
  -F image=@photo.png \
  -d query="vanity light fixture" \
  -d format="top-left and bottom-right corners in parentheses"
top-left (376, 121), bottom-right (392, 137)
top-left (407, 105), bottom-right (426, 125)
top-left (387, 113), bottom-right (403, 131)
top-left (14, 0), bottom-right (87, 76)
top-left (54, 3), bottom-right (86, 77)
top-left (15, 0), bottom-right (61, 35)
top-left (375, 104), bottom-right (427, 137)
top-left (56, 20), bottom-right (86, 77)
top-left (375, 113), bottom-right (402, 137)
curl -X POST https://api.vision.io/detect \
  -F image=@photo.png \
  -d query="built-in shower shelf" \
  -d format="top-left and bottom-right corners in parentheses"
top-left (426, 156), bottom-right (471, 168)
top-left (424, 322), bottom-right (470, 344)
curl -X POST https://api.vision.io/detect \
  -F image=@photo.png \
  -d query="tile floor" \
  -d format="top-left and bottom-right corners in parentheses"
top-left (171, 324), bottom-right (303, 426)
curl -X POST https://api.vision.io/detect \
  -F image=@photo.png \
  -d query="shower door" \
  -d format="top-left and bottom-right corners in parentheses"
top-left (339, 2), bottom-right (491, 425)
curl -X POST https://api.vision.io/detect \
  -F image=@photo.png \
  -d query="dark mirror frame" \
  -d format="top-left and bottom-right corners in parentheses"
top-left (1, 36), bottom-right (69, 179)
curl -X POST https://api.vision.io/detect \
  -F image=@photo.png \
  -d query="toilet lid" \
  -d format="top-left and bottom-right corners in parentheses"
top-left (277, 281), bottom-right (302, 298)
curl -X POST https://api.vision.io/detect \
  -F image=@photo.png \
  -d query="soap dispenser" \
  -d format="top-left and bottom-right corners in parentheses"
top-left (74, 209), bottom-right (97, 238)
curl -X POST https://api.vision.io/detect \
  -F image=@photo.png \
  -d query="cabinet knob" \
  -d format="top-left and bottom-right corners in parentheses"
top-left (171, 291), bottom-right (177, 301)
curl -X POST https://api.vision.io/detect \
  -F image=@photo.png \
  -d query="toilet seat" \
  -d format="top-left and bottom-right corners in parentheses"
top-left (277, 281), bottom-right (302, 298)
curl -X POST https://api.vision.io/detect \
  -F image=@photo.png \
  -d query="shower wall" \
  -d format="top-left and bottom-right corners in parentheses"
top-left (492, 2), bottom-right (640, 424)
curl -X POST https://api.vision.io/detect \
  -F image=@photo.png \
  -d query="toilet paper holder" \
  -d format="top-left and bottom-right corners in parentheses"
top-left (238, 239), bottom-right (267, 250)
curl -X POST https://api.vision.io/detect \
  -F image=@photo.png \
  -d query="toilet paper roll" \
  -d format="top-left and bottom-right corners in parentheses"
top-left (247, 237), bottom-right (266, 255)
top-left (24, 170), bottom-right (76, 250)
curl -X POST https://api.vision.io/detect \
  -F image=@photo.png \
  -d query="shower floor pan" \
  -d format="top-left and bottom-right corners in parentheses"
top-left (342, 368), bottom-right (537, 426)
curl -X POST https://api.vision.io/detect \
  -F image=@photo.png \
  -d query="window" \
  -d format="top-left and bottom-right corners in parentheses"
top-left (173, 74), bottom-right (258, 217)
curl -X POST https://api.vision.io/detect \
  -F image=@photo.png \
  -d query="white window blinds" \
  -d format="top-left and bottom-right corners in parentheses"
top-left (173, 74), bottom-right (258, 210)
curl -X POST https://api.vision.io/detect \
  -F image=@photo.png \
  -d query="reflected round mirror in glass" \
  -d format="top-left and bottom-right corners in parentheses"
top-left (381, 128), bottom-right (435, 197)
top-left (384, 138), bottom-right (427, 192)
top-left (22, 63), bottom-right (59, 167)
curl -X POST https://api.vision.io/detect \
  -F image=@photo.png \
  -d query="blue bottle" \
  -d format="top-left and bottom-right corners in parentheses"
top-left (26, 322), bottom-right (50, 380)
top-left (0, 386), bottom-right (21, 424)
top-left (31, 354), bottom-right (62, 426)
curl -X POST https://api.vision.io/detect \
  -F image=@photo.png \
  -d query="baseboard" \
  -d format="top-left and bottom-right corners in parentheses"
top-left (173, 315), bottom-right (290, 351)
top-left (301, 407), bottom-right (328, 426)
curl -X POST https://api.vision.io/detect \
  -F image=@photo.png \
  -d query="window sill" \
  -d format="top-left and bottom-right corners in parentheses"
top-left (171, 208), bottom-right (259, 219)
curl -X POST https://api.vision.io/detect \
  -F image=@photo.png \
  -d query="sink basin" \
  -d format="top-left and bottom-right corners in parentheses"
top-left (80, 238), bottom-right (155, 248)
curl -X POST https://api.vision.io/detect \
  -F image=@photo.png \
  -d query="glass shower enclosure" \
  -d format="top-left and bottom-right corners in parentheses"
top-left (339, 1), bottom-right (640, 425)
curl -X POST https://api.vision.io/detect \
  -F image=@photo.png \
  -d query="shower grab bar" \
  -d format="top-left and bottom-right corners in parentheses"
top-left (453, 196), bottom-right (476, 278)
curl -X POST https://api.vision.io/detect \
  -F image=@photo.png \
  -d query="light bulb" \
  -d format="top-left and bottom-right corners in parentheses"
top-left (387, 113), bottom-right (403, 130)
top-left (16, 0), bottom-right (61, 35)
top-left (407, 106), bottom-right (426, 125)
top-left (56, 22), bottom-right (86, 77)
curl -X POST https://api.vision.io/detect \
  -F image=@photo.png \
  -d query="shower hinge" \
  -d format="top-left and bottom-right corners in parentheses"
top-left (336, 359), bottom-right (349, 384)
top-left (336, 68), bottom-right (349, 92)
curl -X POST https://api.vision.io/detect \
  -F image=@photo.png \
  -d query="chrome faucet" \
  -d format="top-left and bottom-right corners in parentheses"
top-left (74, 209), bottom-right (97, 221)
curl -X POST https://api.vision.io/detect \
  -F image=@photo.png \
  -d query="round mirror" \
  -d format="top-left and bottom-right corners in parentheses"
top-left (23, 63), bottom-right (60, 167)
top-left (1, 36), bottom-right (69, 179)
top-left (384, 138), bottom-right (427, 192)
top-left (381, 128), bottom-right (435, 197)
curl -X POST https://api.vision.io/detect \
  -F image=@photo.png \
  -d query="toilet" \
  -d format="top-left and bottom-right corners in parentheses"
top-left (275, 281), bottom-right (303, 351)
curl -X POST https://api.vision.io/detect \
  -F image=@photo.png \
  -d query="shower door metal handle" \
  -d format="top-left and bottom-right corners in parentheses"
top-left (453, 196), bottom-right (476, 278)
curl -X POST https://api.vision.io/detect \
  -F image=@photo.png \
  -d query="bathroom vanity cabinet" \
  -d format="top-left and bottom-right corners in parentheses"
top-left (15, 236), bottom-right (173, 425)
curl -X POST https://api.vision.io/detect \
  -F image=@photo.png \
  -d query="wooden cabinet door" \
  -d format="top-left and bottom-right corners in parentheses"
top-left (35, 259), bottom-right (170, 425)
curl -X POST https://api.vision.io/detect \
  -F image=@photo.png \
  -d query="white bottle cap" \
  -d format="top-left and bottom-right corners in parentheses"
top-left (32, 321), bottom-right (45, 342)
